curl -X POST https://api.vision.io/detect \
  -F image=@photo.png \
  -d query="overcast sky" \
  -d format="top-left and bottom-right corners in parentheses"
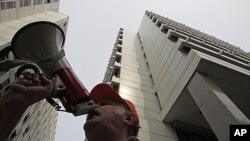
top-left (55, 0), bottom-right (250, 140)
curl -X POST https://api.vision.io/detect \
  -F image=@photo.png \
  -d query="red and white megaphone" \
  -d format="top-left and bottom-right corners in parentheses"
top-left (10, 21), bottom-right (95, 116)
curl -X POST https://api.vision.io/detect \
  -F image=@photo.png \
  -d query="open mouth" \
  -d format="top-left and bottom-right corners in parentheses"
top-left (87, 108), bottom-right (101, 120)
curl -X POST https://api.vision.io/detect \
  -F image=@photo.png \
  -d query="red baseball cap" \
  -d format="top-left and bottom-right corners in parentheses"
top-left (89, 83), bottom-right (140, 136)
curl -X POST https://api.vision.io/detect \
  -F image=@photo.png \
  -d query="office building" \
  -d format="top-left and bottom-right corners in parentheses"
top-left (0, 0), bottom-right (68, 140)
top-left (104, 11), bottom-right (250, 141)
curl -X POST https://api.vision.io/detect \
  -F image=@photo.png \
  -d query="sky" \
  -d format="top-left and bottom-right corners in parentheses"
top-left (55, 0), bottom-right (250, 140)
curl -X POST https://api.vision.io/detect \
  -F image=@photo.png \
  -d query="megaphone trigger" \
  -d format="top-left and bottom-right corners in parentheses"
top-left (50, 74), bottom-right (66, 98)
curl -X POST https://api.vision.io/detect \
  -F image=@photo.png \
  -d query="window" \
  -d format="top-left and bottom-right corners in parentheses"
top-left (112, 83), bottom-right (119, 92)
top-left (152, 17), bottom-right (157, 23)
top-left (175, 128), bottom-right (218, 141)
top-left (0, 1), bottom-right (16, 10)
top-left (6, 1), bottom-right (15, 9)
top-left (0, 79), bottom-right (10, 91)
top-left (117, 40), bottom-right (122, 45)
top-left (141, 46), bottom-right (144, 50)
top-left (118, 35), bottom-right (123, 39)
top-left (20, 0), bottom-right (31, 7)
top-left (0, 2), bottom-right (6, 10)
top-left (170, 35), bottom-right (178, 42)
top-left (143, 53), bottom-right (147, 59)
top-left (23, 126), bottom-right (30, 136)
top-left (33, 0), bottom-right (42, 5)
top-left (119, 29), bottom-right (123, 35)
top-left (115, 56), bottom-right (121, 63)
top-left (44, 0), bottom-right (51, 4)
top-left (10, 131), bottom-right (17, 140)
top-left (161, 25), bottom-right (169, 33)
top-left (150, 74), bottom-right (154, 85)
top-left (179, 46), bottom-right (191, 54)
top-left (146, 62), bottom-right (150, 70)
top-left (113, 67), bottom-right (120, 78)
top-left (155, 92), bottom-right (162, 110)
top-left (23, 114), bottom-right (29, 124)
top-left (117, 47), bottom-right (122, 53)
top-left (156, 21), bottom-right (162, 27)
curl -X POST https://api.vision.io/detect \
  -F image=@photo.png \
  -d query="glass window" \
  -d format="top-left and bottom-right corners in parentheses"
top-left (33, 0), bottom-right (42, 5)
top-left (0, 1), bottom-right (16, 10)
top-left (23, 114), bottom-right (30, 124)
top-left (20, 0), bottom-right (31, 7)
top-left (0, 2), bottom-right (6, 10)
top-left (44, 0), bottom-right (51, 4)
top-left (6, 1), bottom-right (15, 9)
top-left (175, 128), bottom-right (218, 141)
top-left (117, 47), bottom-right (122, 53)
top-left (10, 130), bottom-right (17, 140)
top-left (0, 79), bottom-right (10, 91)
top-left (23, 126), bottom-right (30, 136)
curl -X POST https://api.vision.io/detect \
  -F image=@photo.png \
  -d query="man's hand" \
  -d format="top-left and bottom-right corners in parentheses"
top-left (0, 72), bottom-right (53, 141)
top-left (8, 72), bottom-right (53, 108)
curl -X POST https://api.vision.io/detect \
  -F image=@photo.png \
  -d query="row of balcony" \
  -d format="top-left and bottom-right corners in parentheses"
top-left (146, 11), bottom-right (250, 58)
top-left (145, 11), bottom-right (250, 70)
top-left (146, 11), bottom-right (249, 57)
top-left (0, 0), bottom-right (58, 10)
top-left (103, 28), bottom-right (124, 91)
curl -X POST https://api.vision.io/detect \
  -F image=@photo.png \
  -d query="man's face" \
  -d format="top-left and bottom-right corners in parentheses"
top-left (84, 99), bottom-right (128, 134)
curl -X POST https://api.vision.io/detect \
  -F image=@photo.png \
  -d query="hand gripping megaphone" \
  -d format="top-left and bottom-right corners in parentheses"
top-left (1, 21), bottom-right (95, 116)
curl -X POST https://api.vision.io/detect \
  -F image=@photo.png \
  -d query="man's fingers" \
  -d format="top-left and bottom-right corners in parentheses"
top-left (31, 73), bottom-right (41, 83)
top-left (21, 72), bottom-right (32, 80)
top-left (11, 82), bottom-right (51, 103)
top-left (8, 73), bottom-right (54, 107)
top-left (10, 82), bottom-right (27, 94)
top-left (40, 74), bottom-right (53, 87)
top-left (15, 78), bottom-right (32, 86)
top-left (15, 78), bottom-right (40, 87)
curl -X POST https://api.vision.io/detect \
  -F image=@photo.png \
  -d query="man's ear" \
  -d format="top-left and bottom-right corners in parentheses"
top-left (124, 113), bottom-right (136, 126)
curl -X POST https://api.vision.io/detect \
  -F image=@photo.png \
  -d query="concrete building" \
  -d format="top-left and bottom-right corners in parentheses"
top-left (0, 0), bottom-right (68, 140)
top-left (104, 11), bottom-right (250, 141)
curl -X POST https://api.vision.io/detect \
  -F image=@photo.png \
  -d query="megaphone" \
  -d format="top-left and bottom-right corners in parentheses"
top-left (8, 21), bottom-right (95, 116)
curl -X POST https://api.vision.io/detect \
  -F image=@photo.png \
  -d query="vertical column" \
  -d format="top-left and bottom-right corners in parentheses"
top-left (16, 0), bottom-right (20, 18)
top-left (187, 72), bottom-right (250, 141)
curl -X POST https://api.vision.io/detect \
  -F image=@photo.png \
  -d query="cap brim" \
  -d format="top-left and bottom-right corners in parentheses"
top-left (89, 83), bottom-right (125, 105)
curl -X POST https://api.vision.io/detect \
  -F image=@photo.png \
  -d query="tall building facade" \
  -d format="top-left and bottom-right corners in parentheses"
top-left (0, 0), bottom-right (68, 140)
top-left (104, 11), bottom-right (250, 141)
